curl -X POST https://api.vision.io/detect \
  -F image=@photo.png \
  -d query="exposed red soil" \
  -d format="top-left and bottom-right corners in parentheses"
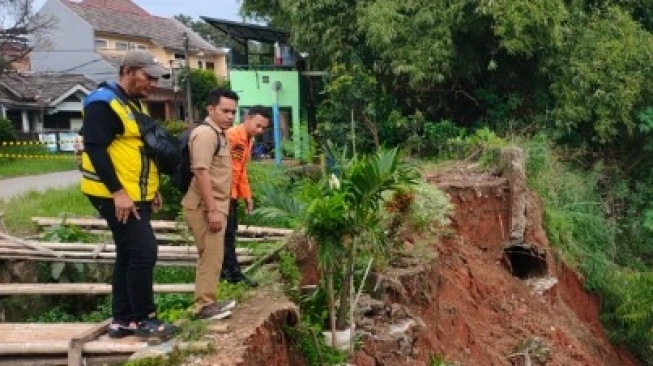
top-left (181, 289), bottom-right (302, 366)
top-left (350, 163), bottom-right (640, 366)
top-left (187, 162), bottom-right (640, 366)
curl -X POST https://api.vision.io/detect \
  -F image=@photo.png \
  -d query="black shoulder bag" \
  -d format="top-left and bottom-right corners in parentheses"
top-left (105, 84), bottom-right (181, 175)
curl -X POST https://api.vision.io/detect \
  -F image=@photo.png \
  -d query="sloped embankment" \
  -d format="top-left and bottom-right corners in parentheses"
top-left (351, 150), bottom-right (639, 366)
top-left (194, 150), bottom-right (640, 365)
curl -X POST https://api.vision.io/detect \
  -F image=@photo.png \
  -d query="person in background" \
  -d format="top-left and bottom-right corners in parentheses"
top-left (221, 105), bottom-right (271, 287)
top-left (182, 88), bottom-right (239, 320)
top-left (73, 133), bottom-right (84, 169)
top-left (79, 49), bottom-right (175, 339)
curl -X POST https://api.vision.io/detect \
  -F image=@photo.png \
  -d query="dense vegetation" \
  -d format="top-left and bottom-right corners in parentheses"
top-left (237, 0), bottom-right (653, 362)
top-left (2, 0), bottom-right (653, 362)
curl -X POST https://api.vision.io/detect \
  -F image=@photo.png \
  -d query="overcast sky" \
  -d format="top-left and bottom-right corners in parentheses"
top-left (31, 0), bottom-right (244, 21)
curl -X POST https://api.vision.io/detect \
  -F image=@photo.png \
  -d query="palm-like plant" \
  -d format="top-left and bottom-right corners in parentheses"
top-left (255, 145), bottom-right (418, 346)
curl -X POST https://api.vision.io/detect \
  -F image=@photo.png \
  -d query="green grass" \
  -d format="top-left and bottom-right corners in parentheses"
top-left (0, 156), bottom-right (78, 178)
top-left (0, 186), bottom-right (95, 236)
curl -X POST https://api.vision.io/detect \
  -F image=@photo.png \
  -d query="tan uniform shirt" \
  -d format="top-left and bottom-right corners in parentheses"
top-left (181, 118), bottom-right (232, 215)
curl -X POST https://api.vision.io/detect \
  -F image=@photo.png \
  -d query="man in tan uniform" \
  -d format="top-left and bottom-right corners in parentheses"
top-left (182, 88), bottom-right (239, 320)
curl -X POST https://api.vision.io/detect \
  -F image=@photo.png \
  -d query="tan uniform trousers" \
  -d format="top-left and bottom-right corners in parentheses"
top-left (184, 206), bottom-right (227, 313)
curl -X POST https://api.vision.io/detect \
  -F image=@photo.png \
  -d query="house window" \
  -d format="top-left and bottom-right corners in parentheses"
top-left (115, 41), bottom-right (129, 50)
top-left (205, 61), bottom-right (215, 71)
top-left (197, 60), bottom-right (204, 69)
top-left (94, 39), bottom-right (108, 49)
top-left (136, 44), bottom-right (147, 50)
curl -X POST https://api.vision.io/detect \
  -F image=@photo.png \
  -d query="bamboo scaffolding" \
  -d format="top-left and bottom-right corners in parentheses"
top-left (0, 234), bottom-right (256, 266)
top-left (0, 340), bottom-right (148, 355)
top-left (0, 240), bottom-right (254, 255)
top-left (32, 217), bottom-right (294, 237)
top-left (81, 230), bottom-right (274, 243)
top-left (0, 232), bottom-right (61, 258)
top-left (27, 231), bottom-right (278, 243)
top-left (0, 254), bottom-right (255, 267)
top-left (0, 283), bottom-right (195, 295)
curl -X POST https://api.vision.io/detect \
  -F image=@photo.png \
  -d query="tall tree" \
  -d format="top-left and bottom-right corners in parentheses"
top-left (240, 0), bottom-right (653, 144)
top-left (550, 6), bottom-right (653, 144)
top-left (174, 14), bottom-right (227, 47)
top-left (0, 0), bottom-right (54, 74)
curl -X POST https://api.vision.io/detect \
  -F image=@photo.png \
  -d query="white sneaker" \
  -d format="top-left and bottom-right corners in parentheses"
top-left (197, 303), bottom-right (232, 320)
top-left (217, 299), bottom-right (236, 312)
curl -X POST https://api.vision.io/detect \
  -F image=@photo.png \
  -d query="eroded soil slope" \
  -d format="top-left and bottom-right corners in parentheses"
top-left (353, 162), bottom-right (639, 366)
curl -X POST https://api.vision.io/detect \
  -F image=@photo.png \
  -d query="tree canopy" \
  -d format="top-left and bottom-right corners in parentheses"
top-left (240, 0), bottom-right (653, 145)
top-left (0, 0), bottom-right (54, 74)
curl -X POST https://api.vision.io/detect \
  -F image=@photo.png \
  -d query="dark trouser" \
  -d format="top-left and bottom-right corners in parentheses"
top-left (88, 196), bottom-right (158, 323)
top-left (222, 199), bottom-right (241, 276)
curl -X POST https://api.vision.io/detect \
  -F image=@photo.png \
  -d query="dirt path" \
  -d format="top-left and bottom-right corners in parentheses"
top-left (182, 288), bottom-right (300, 366)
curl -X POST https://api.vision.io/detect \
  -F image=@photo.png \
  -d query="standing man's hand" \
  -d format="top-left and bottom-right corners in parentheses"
top-left (113, 189), bottom-right (140, 223)
top-left (206, 210), bottom-right (223, 233)
top-left (152, 191), bottom-right (163, 212)
top-left (245, 198), bottom-right (254, 214)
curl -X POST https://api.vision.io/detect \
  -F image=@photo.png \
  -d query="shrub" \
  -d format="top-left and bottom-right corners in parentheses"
top-left (0, 117), bottom-right (16, 142)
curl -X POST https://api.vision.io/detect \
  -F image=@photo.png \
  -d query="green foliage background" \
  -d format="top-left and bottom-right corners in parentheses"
top-left (238, 0), bottom-right (653, 362)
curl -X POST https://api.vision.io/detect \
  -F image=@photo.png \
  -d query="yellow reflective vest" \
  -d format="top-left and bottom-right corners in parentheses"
top-left (80, 84), bottom-right (159, 201)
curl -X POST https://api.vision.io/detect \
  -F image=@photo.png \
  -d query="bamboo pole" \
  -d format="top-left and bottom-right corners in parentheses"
top-left (68, 319), bottom-right (111, 366)
top-left (0, 255), bottom-right (255, 267)
top-left (0, 354), bottom-right (133, 365)
top-left (0, 283), bottom-right (195, 295)
top-left (0, 232), bottom-right (61, 258)
top-left (0, 240), bottom-right (254, 255)
top-left (83, 340), bottom-right (148, 353)
top-left (31, 217), bottom-right (294, 236)
top-left (0, 356), bottom-right (69, 365)
top-left (0, 249), bottom-right (256, 263)
top-left (0, 248), bottom-right (200, 259)
top-left (243, 242), bottom-right (287, 274)
top-left (0, 340), bottom-right (148, 355)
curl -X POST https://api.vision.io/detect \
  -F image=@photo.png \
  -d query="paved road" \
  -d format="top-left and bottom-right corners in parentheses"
top-left (0, 170), bottom-right (80, 201)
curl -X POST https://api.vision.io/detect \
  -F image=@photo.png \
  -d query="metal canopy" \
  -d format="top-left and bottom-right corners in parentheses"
top-left (200, 17), bottom-right (289, 44)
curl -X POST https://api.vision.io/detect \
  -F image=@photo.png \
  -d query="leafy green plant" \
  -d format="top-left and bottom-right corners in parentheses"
top-left (155, 293), bottom-right (194, 323)
top-left (123, 347), bottom-right (209, 366)
top-left (0, 117), bottom-right (17, 142)
top-left (257, 145), bottom-right (418, 343)
top-left (284, 322), bottom-right (347, 366)
top-left (42, 220), bottom-right (99, 243)
top-left (421, 119), bottom-right (464, 158)
top-left (522, 135), bottom-right (653, 362)
top-left (278, 250), bottom-right (301, 289)
top-left (80, 297), bottom-right (112, 322)
top-left (428, 353), bottom-right (455, 366)
top-left (447, 127), bottom-right (507, 165)
top-left (177, 68), bottom-right (223, 120)
top-left (409, 182), bottom-right (454, 233)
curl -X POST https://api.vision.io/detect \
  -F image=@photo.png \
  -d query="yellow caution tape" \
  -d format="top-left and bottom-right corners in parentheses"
top-left (1, 140), bottom-right (78, 146)
top-left (0, 153), bottom-right (75, 160)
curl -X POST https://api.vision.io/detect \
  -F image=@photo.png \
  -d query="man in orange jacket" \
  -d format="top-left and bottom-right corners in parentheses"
top-left (222, 105), bottom-right (271, 287)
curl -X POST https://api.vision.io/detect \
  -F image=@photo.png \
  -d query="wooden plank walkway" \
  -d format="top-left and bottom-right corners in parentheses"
top-left (0, 216), bottom-right (292, 364)
top-left (0, 322), bottom-right (149, 365)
